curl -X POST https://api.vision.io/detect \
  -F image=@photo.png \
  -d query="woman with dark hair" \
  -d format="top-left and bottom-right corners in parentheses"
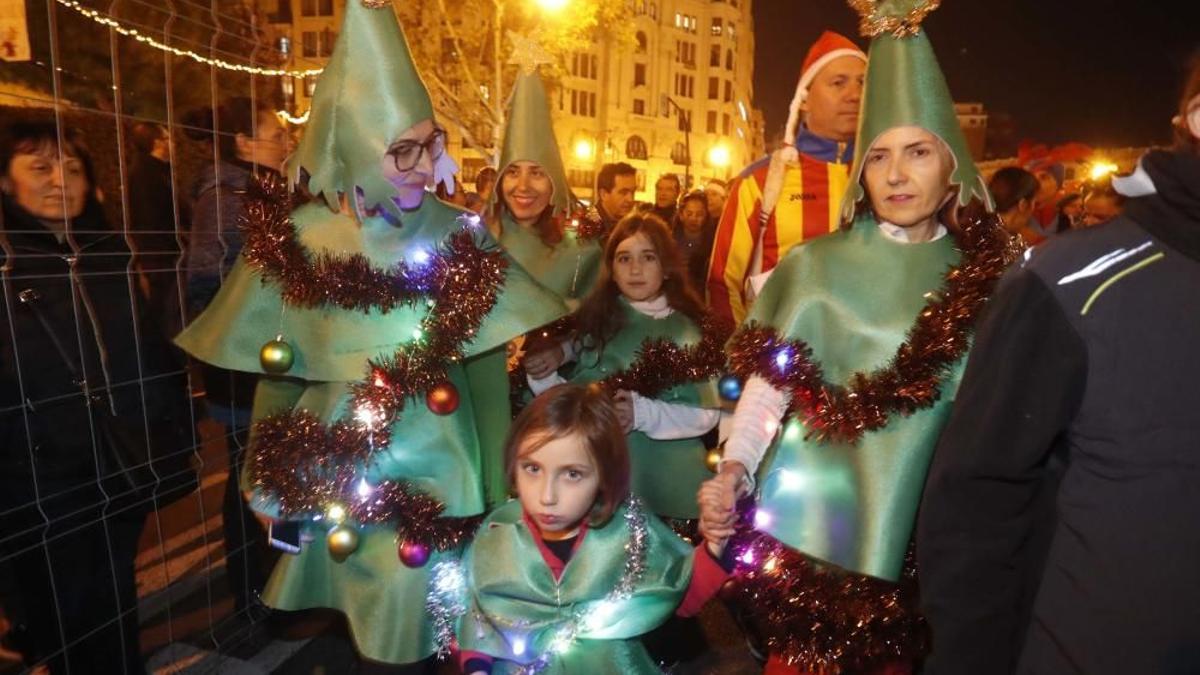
top-left (0, 120), bottom-right (195, 672)
top-left (489, 68), bottom-right (601, 311)
top-left (525, 213), bottom-right (721, 520)
top-left (989, 166), bottom-right (1043, 246)
top-left (673, 190), bottom-right (713, 292)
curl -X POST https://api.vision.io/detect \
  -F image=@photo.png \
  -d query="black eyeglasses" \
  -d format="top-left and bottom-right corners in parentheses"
top-left (386, 128), bottom-right (447, 172)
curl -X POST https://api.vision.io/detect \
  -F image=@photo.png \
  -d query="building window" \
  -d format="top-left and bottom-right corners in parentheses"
top-left (674, 74), bottom-right (693, 98)
top-left (301, 0), bottom-right (333, 16)
top-left (728, 23), bottom-right (736, 41)
top-left (304, 74), bottom-right (318, 97)
top-left (572, 53), bottom-right (598, 79)
top-left (723, 113), bottom-right (731, 135)
top-left (569, 90), bottom-right (597, 117)
top-left (568, 169), bottom-right (596, 189)
top-left (710, 44), bottom-right (721, 67)
top-left (675, 41), bottom-right (695, 65)
top-left (649, 2), bottom-right (656, 19)
top-left (724, 80), bottom-right (732, 102)
top-left (281, 76), bottom-right (294, 99)
top-left (711, 17), bottom-right (723, 36)
top-left (673, 12), bottom-right (697, 33)
top-left (278, 36), bottom-right (290, 56)
top-left (634, 63), bottom-right (647, 87)
top-left (319, 29), bottom-right (336, 57)
top-left (671, 141), bottom-right (689, 165)
top-left (301, 31), bottom-right (317, 58)
top-left (636, 31), bottom-right (648, 53)
top-left (706, 110), bottom-right (717, 133)
top-left (626, 135), bottom-right (648, 159)
top-left (726, 49), bottom-right (734, 70)
top-left (708, 77), bottom-right (719, 100)
top-left (633, 98), bottom-right (646, 115)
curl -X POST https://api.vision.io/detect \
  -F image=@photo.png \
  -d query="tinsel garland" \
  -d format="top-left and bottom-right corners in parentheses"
top-left (847, 0), bottom-right (941, 38)
top-left (426, 497), bottom-right (651, 670)
top-left (727, 527), bottom-right (928, 672)
top-left (595, 314), bottom-right (734, 398)
top-left (241, 173), bottom-right (506, 549)
top-left (240, 173), bottom-right (478, 313)
top-left (727, 211), bottom-right (1021, 444)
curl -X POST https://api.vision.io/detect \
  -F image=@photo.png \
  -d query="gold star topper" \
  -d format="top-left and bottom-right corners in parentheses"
top-left (507, 31), bottom-right (553, 75)
top-left (847, 0), bottom-right (941, 38)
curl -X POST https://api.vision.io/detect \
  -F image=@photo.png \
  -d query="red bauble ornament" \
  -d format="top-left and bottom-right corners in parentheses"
top-left (398, 539), bottom-right (431, 568)
top-left (425, 381), bottom-right (459, 415)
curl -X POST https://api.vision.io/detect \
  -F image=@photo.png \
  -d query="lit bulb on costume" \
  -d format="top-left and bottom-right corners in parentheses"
top-left (356, 478), bottom-right (374, 499)
top-left (511, 635), bottom-right (527, 657)
top-left (326, 523), bottom-right (360, 561)
top-left (774, 348), bottom-right (791, 371)
top-left (778, 468), bottom-right (806, 492)
top-left (753, 508), bottom-right (772, 530)
top-left (411, 248), bottom-right (432, 266)
top-left (763, 556), bottom-right (778, 573)
top-left (326, 503), bottom-right (347, 523)
top-left (259, 335), bottom-right (295, 374)
top-left (354, 404), bottom-right (382, 430)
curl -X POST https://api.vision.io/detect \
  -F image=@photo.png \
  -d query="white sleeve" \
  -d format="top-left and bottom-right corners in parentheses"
top-left (559, 338), bottom-right (577, 362)
top-left (630, 391), bottom-right (721, 440)
top-left (527, 372), bottom-right (568, 396)
top-left (719, 375), bottom-right (789, 487)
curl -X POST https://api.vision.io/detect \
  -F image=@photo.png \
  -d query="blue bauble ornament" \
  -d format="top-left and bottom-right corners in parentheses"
top-left (718, 374), bottom-right (743, 402)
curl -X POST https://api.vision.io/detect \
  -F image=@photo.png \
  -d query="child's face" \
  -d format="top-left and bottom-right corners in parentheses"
top-left (611, 231), bottom-right (665, 303)
top-left (515, 432), bottom-right (601, 541)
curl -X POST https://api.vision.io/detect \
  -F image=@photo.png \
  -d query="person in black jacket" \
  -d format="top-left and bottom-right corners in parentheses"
top-left (0, 121), bottom-right (196, 673)
top-left (918, 56), bottom-right (1200, 675)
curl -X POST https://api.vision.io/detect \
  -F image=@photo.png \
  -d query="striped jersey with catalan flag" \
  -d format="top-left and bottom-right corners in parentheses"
top-left (705, 130), bottom-right (854, 323)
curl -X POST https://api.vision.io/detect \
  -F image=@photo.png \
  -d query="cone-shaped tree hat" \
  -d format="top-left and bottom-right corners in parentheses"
top-left (490, 35), bottom-right (572, 219)
top-left (839, 0), bottom-right (993, 224)
top-left (289, 0), bottom-right (437, 219)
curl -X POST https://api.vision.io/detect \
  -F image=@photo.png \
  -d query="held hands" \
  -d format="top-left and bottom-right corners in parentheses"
top-left (522, 342), bottom-right (566, 379)
top-left (612, 390), bottom-right (636, 433)
top-left (697, 471), bottom-right (740, 558)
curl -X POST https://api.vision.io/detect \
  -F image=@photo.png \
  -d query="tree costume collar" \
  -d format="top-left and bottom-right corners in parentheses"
top-left (839, 0), bottom-right (993, 225)
top-left (491, 40), bottom-right (573, 220)
top-left (288, 0), bottom-right (449, 220)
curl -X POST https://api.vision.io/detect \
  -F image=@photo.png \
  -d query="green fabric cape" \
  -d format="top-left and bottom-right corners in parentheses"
top-left (747, 218), bottom-right (964, 581)
top-left (458, 499), bottom-right (693, 674)
top-left (565, 299), bottom-right (720, 518)
top-left (497, 212), bottom-right (601, 307)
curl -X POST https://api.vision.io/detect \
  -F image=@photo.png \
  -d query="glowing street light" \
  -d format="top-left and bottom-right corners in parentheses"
top-left (533, 0), bottom-right (569, 11)
top-left (1089, 160), bottom-right (1119, 182)
top-left (707, 143), bottom-right (731, 169)
top-left (573, 138), bottom-right (595, 161)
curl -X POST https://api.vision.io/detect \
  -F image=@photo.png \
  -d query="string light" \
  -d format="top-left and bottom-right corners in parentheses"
top-left (276, 109), bottom-right (311, 125)
top-left (55, 0), bottom-right (324, 78)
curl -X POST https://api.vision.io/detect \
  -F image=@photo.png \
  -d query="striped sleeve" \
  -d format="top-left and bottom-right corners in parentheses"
top-left (705, 172), bottom-right (764, 323)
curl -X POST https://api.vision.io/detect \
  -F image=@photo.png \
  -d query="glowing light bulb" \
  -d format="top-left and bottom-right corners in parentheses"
top-left (753, 508), bottom-right (772, 529)
top-left (774, 348), bottom-right (791, 370)
top-left (327, 503), bottom-right (347, 523)
top-left (356, 478), bottom-right (373, 499)
top-left (511, 635), bottom-right (527, 656)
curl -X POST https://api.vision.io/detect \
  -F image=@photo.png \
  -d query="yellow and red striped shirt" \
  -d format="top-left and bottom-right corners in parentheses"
top-left (706, 154), bottom-right (852, 323)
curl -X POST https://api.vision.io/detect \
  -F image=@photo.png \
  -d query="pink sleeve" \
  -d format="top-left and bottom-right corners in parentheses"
top-left (676, 545), bottom-right (731, 617)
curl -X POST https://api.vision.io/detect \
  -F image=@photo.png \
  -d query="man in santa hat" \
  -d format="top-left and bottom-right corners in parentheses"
top-left (705, 31), bottom-right (866, 322)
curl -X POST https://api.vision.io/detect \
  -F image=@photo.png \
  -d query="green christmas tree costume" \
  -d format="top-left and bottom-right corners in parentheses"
top-left (492, 66), bottom-right (601, 307)
top-left (563, 300), bottom-right (720, 519)
top-left (175, 1), bottom-right (566, 664)
top-left (457, 499), bottom-right (692, 674)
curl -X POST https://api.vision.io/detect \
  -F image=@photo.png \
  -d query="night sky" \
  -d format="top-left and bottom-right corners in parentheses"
top-left (752, 0), bottom-right (1200, 151)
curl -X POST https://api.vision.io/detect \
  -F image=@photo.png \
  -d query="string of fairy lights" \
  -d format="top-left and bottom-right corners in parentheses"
top-left (53, 0), bottom-right (325, 78)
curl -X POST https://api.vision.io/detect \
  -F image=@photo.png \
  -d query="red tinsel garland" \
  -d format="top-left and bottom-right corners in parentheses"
top-left (240, 174), bottom-right (506, 550)
top-left (727, 529), bottom-right (928, 672)
top-left (596, 314), bottom-right (735, 398)
top-left (727, 211), bottom-right (1022, 443)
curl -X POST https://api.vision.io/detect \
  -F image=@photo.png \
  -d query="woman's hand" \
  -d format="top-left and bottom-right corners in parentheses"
top-left (612, 390), bottom-right (636, 433)
top-left (522, 343), bottom-right (565, 379)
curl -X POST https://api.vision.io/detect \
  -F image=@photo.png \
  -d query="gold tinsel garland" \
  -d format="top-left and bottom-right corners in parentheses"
top-left (847, 0), bottom-right (942, 38)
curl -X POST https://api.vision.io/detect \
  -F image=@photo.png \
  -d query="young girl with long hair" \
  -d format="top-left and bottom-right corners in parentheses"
top-left (449, 384), bottom-right (732, 674)
top-left (523, 213), bottom-right (722, 519)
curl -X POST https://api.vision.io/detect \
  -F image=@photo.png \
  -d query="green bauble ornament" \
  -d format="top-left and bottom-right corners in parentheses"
top-left (327, 523), bottom-right (360, 562)
top-left (259, 335), bottom-right (295, 374)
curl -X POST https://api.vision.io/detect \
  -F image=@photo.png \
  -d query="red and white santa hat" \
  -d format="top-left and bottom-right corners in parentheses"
top-left (782, 31), bottom-right (866, 154)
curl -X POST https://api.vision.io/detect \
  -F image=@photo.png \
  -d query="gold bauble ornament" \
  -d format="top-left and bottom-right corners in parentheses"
top-left (705, 448), bottom-right (723, 473)
top-left (326, 523), bottom-right (360, 561)
top-left (259, 335), bottom-right (295, 374)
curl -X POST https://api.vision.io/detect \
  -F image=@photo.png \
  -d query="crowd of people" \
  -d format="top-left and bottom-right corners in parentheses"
top-left (1, 0), bottom-right (1198, 674)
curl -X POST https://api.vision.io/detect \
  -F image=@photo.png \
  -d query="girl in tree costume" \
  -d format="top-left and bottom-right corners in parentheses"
top-left (701, 1), bottom-right (1021, 672)
top-left (526, 214), bottom-right (728, 519)
top-left (426, 384), bottom-right (733, 675)
top-left (174, 1), bottom-right (566, 666)
top-left (489, 61), bottom-right (603, 310)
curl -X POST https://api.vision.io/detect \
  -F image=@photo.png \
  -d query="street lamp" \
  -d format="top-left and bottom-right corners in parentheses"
top-left (533, 0), bottom-right (570, 10)
top-left (573, 138), bottom-right (596, 161)
top-left (707, 142), bottom-right (731, 178)
top-left (660, 94), bottom-right (692, 188)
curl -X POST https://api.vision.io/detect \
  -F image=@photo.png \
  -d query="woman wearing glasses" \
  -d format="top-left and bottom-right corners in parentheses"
top-left (175, 2), bottom-right (565, 670)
